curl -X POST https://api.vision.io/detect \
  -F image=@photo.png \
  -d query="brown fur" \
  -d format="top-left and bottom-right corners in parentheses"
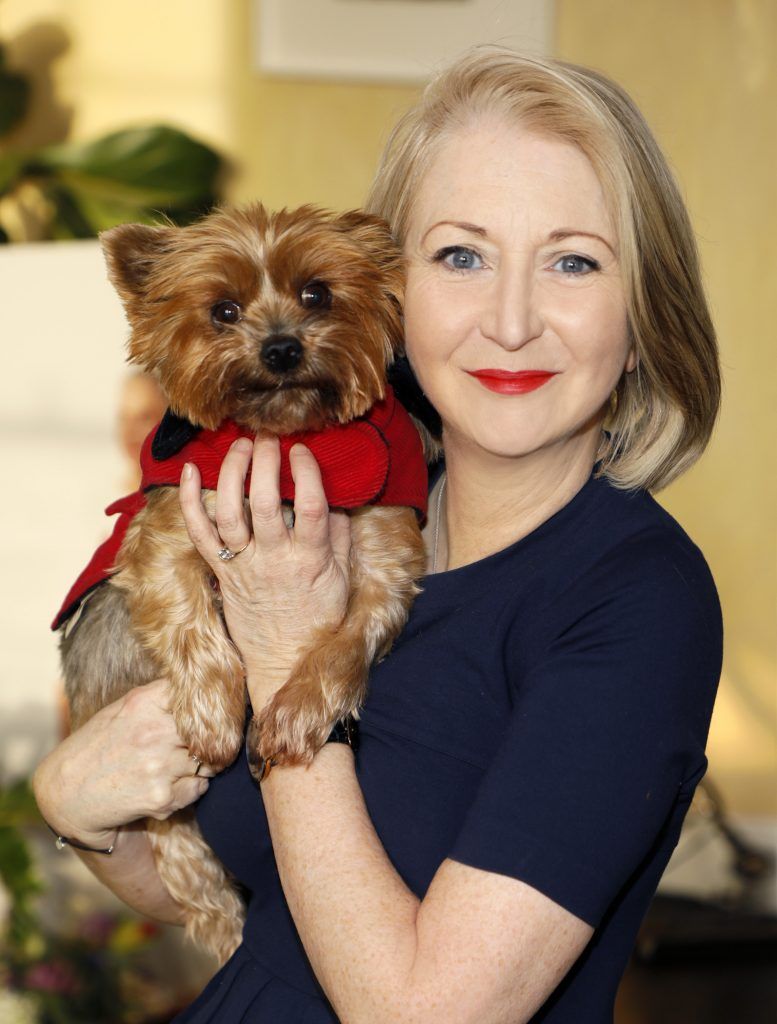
top-left (58, 204), bottom-right (426, 963)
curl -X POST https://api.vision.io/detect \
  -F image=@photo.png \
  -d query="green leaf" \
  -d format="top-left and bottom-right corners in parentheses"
top-left (35, 125), bottom-right (222, 206)
top-left (1, 123), bottom-right (224, 239)
top-left (0, 151), bottom-right (26, 194)
top-left (0, 778), bottom-right (40, 825)
top-left (44, 185), bottom-right (96, 240)
top-left (0, 824), bottom-right (43, 950)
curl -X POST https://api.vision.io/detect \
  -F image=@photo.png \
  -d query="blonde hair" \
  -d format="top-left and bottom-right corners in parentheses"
top-left (366, 47), bottom-right (720, 491)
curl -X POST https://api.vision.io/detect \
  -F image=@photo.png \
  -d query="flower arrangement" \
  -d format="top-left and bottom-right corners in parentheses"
top-left (0, 779), bottom-right (183, 1024)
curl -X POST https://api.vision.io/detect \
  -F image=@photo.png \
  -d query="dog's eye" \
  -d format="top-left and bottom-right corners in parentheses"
top-left (299, 281), bottom-right (331, 310)
top-left (210, 300), bottom-right (242, 325)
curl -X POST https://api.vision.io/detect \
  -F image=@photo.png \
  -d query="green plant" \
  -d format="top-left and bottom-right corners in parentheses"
top-left (0, 39), bottom-right (225, 242)
top-left (0, 779), bottom-right (42, 953)
top-left (0, 779), bottom-right (181, 1023)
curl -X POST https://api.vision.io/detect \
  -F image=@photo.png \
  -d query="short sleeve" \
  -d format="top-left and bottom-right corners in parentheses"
top-left (447, 534), bottom-right (722, 927)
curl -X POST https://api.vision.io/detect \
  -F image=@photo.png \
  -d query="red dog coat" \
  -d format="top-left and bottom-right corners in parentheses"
top-left (53, 386), bottom-right (428, 629)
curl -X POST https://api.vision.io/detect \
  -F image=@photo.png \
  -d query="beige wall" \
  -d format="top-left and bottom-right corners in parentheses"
top-left (3, 0), bottom-right (774, 813)
top-left (555, 0), bottom-right (777, 815)
top-left (1, 0), bottom-right (421, 210)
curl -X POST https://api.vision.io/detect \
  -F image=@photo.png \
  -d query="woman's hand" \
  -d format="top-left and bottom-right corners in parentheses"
top-left (33, 679), bottom-right (210, 849)
top-left (178, 437), bottom-right (352, 714)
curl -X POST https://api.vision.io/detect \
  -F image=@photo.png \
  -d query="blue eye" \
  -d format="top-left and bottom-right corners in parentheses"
top-left (434, 246), bottom-right (484, 271)
top-left (553, 254), bottom-right (600, 275)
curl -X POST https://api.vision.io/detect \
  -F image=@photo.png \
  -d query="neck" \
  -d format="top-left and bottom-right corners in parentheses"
top-left (434, 427), bottom-right (602, 572)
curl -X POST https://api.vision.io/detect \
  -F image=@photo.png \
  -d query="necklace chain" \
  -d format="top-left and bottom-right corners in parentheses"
top-left (431, 473), bottom-right (447, 573)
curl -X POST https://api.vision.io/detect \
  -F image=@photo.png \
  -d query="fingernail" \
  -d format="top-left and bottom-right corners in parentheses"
top-left (233, 438), bottom-right (253, 453)
top-left (182, 463), bottom-right (193, 480)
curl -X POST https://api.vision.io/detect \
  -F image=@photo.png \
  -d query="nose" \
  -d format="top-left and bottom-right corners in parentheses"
top-left (261, 335), bottom-right (303, 374)
top-left (480, 264), bottom-right (543, 351)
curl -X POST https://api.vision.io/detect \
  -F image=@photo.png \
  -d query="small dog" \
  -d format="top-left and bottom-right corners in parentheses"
top-left (53, 204), bottom-right (428, 961)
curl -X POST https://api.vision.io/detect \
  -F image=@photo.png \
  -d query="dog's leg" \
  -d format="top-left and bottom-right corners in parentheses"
top-left (253, 506), bottom-right (425, 765)
top-left (114, 487), bottom-right (246, 770)
top-left (109, 487), bottom-right (248, 953)
top-left (59, 524), bottom-right (247, 958)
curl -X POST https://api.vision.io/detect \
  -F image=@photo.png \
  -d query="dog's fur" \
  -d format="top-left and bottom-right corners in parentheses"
top-left (58, 204), bottom-right (427, 962)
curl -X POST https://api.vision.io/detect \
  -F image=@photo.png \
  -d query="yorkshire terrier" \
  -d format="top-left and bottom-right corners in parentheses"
top-left (53, 204), bottom-right (429, 962)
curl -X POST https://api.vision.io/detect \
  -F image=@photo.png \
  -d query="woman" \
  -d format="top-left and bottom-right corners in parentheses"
top-left (34, 49), bottom-right (722, 1022)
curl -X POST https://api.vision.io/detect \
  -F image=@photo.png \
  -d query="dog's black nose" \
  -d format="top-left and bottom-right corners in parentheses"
top-left (261, 335), bottom-right (303, 374)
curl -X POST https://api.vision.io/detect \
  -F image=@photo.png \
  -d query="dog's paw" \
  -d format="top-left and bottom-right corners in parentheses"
top-left (181, 714), bottom-right (245, 772)
top-left (255, 699), bottom-right (327, 767)
top-left (253, 681), bottom-right (356, 768)
top-left (245, 712), bottom-right (314, 780)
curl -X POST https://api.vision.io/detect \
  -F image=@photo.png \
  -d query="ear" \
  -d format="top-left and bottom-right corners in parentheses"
top-left (333, 209), bottom-right (399, 258)
top-left (624, 322), bottom-right (639, 373)
top-left (334, 210), bottom-right (406, 356)
top-left (100, 223), bottom-right (174, 306)
top-left (333, 209), bottom-right (404, 295)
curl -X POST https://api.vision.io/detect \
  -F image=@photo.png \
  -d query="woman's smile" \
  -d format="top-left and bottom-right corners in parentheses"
top-left (402, 119), bottom-right (636, 464)
top-left (465, 369), bottom-right (559, 394)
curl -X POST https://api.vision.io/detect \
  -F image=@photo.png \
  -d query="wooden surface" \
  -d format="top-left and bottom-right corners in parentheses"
top-left (616, 954), bottom-right (777, 1024)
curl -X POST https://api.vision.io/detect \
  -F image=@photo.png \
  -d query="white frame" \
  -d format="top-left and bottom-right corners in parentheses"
top-left (255, 0), bottom-right (554, 83)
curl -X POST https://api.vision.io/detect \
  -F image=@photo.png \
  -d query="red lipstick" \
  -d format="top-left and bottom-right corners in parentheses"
top-left (466, 370), bottom-right (558, 394)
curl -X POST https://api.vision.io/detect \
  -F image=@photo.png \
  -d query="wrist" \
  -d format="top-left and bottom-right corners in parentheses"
top-left (251, 715), bottom-right (358, 785)
top-left (37, 801), bottom-right (119, 851)
top-left (33, 755), bottom-right (118, 851)
top-left (245, 666), bottom-right (294, 710)
top-left (43, 820), bottom-right (119, 855)
top-left (260, 741), bottom-right (355, 796)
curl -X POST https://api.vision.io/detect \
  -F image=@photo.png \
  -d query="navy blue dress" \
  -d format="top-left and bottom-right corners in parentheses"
top-left (176, 468), bottom-right (722, 1023)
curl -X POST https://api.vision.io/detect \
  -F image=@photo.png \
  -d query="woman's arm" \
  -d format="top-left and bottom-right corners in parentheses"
top-left (33, 678), bottom-right (208, 925)
top-left (262, 745), bottom-right (592, 1024)
top-left (180, 439), bottom-right (593, 1024)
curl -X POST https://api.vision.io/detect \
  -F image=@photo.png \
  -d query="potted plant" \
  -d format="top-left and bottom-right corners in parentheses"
top-left (0, 37), bottom-right (225, 242)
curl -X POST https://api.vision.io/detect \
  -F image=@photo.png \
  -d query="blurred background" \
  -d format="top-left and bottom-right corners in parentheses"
top-left (0, 0), bottom-right (774, 1021)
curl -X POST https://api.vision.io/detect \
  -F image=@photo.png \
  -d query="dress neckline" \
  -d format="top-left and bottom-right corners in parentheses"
top-left (423, 462), bottom-right (608, 583)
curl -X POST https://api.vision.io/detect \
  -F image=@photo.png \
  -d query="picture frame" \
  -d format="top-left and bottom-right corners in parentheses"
top-left (254, 0), bottom-right (554, 83)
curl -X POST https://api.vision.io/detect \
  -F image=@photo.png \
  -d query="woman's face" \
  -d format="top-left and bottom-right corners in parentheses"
top-left (402, 119), bottom-right (635, 464)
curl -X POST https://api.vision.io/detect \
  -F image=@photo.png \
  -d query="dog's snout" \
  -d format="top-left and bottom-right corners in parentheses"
top-left (261, 335), bottom-right (303, 374)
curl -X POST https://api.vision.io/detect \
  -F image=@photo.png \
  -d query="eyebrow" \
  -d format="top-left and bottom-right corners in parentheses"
top-left (421, 222), bottom-right (616, 256)
top-left (548, 229), bottom-right (616, 256)
top-left (421, 221), bottom-right (487, 244)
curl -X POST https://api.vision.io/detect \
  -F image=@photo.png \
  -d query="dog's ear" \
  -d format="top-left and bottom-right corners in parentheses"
top-left (100, 223), bottom-right (174, 306)
top-left (333, 210), bottom-right (399, 261)
top-left (333, 210), bottom-right (404, 294)
top-left (333, 210), bottom-right (405, 355)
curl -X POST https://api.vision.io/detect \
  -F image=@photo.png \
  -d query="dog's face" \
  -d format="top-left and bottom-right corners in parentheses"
top-left (101, 204), bottom-right (405, 434)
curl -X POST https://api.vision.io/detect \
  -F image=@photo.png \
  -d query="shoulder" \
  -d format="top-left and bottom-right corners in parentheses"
top-left (500, 476), bottom-right (722, 663)
top-left (553, 477), bottom-right (721, 636)
top-left (504, 479), bottom-right (722, 749)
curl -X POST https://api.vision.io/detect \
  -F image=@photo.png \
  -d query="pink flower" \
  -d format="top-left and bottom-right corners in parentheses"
top-left (23, 960), bottom-right (80, 995)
